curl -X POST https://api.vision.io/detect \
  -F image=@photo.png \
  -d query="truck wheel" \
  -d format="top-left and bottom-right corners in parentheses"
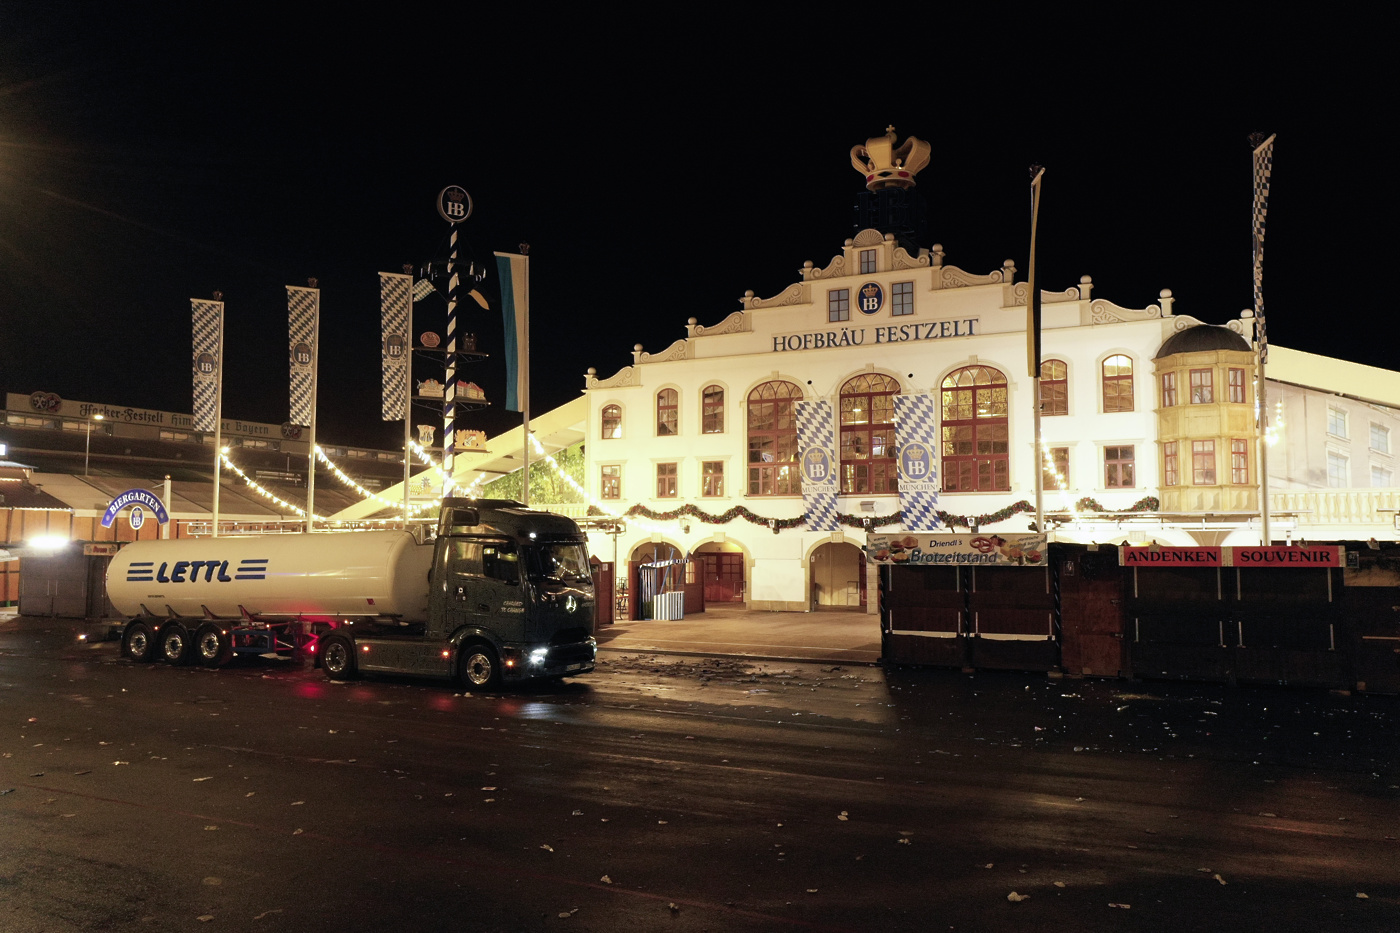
top-left (159, 624), bottom-right (193, 665)
top-left (320, 636), bottom-right (357, 681)
top-left (194, 623), bottom-right (232, 668)
top-left (458, 644), bottom-right (500, 691)
top-left (122, 622), bottom-right (156, 662)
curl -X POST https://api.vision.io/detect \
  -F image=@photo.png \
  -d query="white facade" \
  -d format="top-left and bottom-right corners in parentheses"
top-left (580, 229), bottom-right (1222, 610)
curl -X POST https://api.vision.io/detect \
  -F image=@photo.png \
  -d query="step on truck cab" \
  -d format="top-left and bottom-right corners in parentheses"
top-left (318, 498), bottom-right (597, 688)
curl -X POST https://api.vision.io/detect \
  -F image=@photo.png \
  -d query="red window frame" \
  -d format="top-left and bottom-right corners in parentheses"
top-left (747, 381), bottom-right (803, 495)
top-left (941, 366), bottom-right (1009, 492)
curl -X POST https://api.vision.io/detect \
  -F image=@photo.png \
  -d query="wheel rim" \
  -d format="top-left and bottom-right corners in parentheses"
top-left (163, 632), bottom-right (185, 660)
top-left (128, 630), bottom-right (148, 656)
top-left (464, 651), bottom-right (494, 687)
top-left (198, 632), bottom-right (221, 660)
top-left (324, 641), bottom-right (348, 674)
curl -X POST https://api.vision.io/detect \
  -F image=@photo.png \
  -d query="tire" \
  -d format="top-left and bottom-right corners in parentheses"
top-left (458, 643), bottom-right (501, 691)
top-left (320, 635), bottom-right (357, 681)
top-left (159, 624), bottom-right (193, 665)
top-left (194, 623), bottom-right (231, 668)
top-left (121, 621), bottom-right (156, 663)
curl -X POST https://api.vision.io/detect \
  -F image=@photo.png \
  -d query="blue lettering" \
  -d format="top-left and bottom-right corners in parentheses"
top-left (188, 560), bottom-right (205, 581)
top-left (171, 560), bottom-right (189, 583)
top-left (217, 560), bottom-right (232, 582)
top-left (156, 562), bottom-right (170, 583)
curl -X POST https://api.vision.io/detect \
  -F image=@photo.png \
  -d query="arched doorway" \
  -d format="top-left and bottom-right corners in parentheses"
top-left (693, 540), bottom-right (747, 605)
top-left (628, 542), bottom-right (698, 619)
top-left (809, 541), bottom-right (867, 610)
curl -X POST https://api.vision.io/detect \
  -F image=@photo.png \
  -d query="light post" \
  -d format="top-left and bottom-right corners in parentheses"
top-left (84, 413), bottom-right (104, 475)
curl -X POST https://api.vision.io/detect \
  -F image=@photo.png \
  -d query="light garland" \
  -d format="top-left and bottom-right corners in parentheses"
top-left (526, 433), bottom-right (675, 534)
top-left (314, 445), bottom-right (439, 517)
top-left (220, 451), bottom-right (327, 522)
top-left (1039, 441), bottom-right (1083, 522)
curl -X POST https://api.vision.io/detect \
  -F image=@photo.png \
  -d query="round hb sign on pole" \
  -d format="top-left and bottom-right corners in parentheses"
top-left (437, 186), bottom-right (473, 224)
top-left (129, 506), bottom-right (145, 530)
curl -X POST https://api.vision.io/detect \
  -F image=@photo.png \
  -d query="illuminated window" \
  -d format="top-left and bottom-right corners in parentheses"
top-left (656, 389), bottom-right (678, 436)
top-left (1040, 359), bottom-right (1067, 416)
top-left (859, 249), bottom-right (877, 273)
top-left (892, 281), bottom-right (914, 316)
top-left (601, 404), bottom-right (622, 439)
top-left (941, 366), bottom-right (1009, 492)
top-left (701, 461), bottom-right (724, 497)
top-left (1190, 369), bottom-right (1214, 404)
top-left (747, 381), bottom-right (803, 495)
top-left (828, 289), bottom-right (850, 323)
top-left (600, 465), bottom-right (620, 499)
top-left (1163, 441), bottom-right (1179, 486)
top-left (1105, 446), bottom-right (1135, 488)
top-left (702, 385), bottom-right (724, 434)
top-left (839, 373), bottom-right (900, 494)
top-left (656, 462), bottom-right (678, 498)
top-left (1102, 355), bottom-right (1134, 412)
top-left (1192, 440), bottom-right (1216, 485)
top-left (1231, 439), bottom-right (1249, 484)
top-left (1043, 446), bottom-right (1069, 490)
top-left (1229, 368), bottom-right (1247, 404)
top-left (1160, 371), bottom-right (1178, 407)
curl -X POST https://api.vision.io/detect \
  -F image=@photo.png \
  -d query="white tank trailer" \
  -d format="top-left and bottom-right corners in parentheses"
top-left (108, 499), bottom-right (598, 690)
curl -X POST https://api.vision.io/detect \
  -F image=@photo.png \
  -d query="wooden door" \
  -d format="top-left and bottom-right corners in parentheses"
top-left (702, 553), bottom-right (744, 603)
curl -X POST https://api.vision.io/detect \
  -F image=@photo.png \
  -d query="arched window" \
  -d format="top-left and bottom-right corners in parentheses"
top-left (1102, 355), bottom-right (1134, 412)
top-left (1040, 359), bottom-right (1067, 416)
top-left (656, 388), bottom-right (678, 436)
top-left (839, 373), bottom-right (900, 494)
top-left (747, 381), bottom-right (802, 495)
top-left (600, 404), bottom-right (622, 439)
top-left (702, 385), bottom-right (724, 434)
top-left (941, 365), bottom-right (1009, 491)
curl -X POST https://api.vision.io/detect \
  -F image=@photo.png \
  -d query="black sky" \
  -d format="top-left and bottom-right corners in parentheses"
top-left (0, 8), bottom-right (1389, 450)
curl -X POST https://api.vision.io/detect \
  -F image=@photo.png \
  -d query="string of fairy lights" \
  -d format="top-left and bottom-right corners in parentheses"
top-left (226, 431), bottom-right (1152, 535)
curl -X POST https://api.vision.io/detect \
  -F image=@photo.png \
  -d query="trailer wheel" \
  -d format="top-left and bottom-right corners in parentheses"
top-left (121, 622), bottom-right (156, 663)
top-left (320, 636), bottom-right (357, 681)
top-left (159, 624), bottom-right (193, 665)
top-left (194, 623), bottom-right (232, 668)
top-left (458, 644), bottom-right (500, 691)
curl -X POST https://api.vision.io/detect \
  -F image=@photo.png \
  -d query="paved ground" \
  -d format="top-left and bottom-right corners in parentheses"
top-left (595, 605), bottom-right (882, 665)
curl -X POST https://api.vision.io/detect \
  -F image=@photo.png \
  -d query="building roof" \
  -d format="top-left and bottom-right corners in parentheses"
top-left (1153, 324), bottom-right (1251, 359)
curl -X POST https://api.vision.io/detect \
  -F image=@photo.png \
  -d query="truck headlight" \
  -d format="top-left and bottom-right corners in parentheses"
top-left (529, 648), bottom-right (548, 666)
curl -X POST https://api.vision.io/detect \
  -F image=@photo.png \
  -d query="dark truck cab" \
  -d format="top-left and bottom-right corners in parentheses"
top-left (318, 499), bottom-right (597, 689)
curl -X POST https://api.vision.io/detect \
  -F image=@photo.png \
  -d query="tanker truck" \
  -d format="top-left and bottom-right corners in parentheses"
top-left (105, 499), bottom-right (597, 689)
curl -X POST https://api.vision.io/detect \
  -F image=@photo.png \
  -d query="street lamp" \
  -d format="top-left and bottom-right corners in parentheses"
top-left (84, 413), bottom-right (103, 475)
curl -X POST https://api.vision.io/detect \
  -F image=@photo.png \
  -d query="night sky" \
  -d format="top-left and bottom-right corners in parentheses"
top-left (1, 9), bottom-right (1386, 451)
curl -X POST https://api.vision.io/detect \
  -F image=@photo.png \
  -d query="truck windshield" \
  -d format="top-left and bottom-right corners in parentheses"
top-left (525, 543), bottom-right (592, 585)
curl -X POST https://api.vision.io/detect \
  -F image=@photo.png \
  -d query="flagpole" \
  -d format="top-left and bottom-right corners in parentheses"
top-left (306, 278), bottom-right (319, 531)
top-left (1027, 166), bottom-right (1046, 535)
top-left (443, 225), bottom-right (459, 499)
top-left (402, 265), bottom-right (413, 528)
top-left (212, 292), bottom-right (224, 539)
top-left (1252, 134), bottom-right (1276, 546)
top-left (521, 244), bottom-right (531, 507)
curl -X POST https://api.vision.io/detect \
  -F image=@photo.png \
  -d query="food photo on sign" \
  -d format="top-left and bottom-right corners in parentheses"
top-left (863, 533), bottom-right (1047, 566)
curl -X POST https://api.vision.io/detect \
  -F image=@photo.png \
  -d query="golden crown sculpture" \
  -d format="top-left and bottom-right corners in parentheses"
top-left (850, 126), bottom-right (930, 191)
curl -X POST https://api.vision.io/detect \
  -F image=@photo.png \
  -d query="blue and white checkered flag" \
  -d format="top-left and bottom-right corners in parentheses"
top-left (287, 286), bottom-right (318, 426)
top-left (795, 399), bottom-right (839, 532)
top-left (1252, 133), bottom-right (1275, 362)
top-left (380, 272), bottom-right (411, 421)
top-left (191, 298), bottom-right (222, 432)
top-left (894, 394), bottom-right (941, 530)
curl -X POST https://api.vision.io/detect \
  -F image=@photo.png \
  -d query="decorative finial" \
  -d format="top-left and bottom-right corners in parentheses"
top-left (519, 243), bottom-right (530, 256)
top-left (307, 277), bottom-right (318, 289)
top-left (850, 127), bottom-right (930, 191)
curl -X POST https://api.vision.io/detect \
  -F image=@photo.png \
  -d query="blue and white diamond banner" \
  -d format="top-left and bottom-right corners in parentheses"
top-left (894, 393), bottom-right (941, 530)
top-left (794, 399), bottom-right (839, 532)
top-left (287, 285), bottom-right (318, 427)
top-left (380, 272), bottom-right (411, 421)
top-left (191, 298), bottom-right (222, 433)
